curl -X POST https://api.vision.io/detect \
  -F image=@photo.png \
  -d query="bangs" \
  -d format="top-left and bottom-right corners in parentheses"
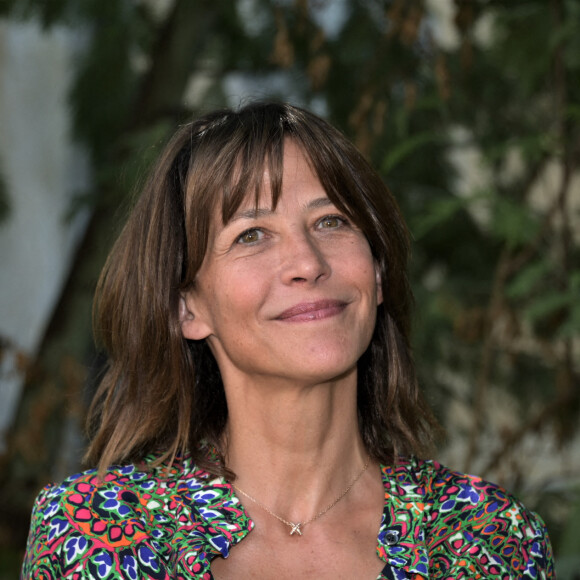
top-left (189, 104), bottom-right (360, 228)
top-left (220, 133), bottom-right (286, 224)
top-left (219, 134), bottom-right (359, 233)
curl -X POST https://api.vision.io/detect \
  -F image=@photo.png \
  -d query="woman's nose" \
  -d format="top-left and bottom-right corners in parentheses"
top-left (280, 231), bottom-right (331, 285)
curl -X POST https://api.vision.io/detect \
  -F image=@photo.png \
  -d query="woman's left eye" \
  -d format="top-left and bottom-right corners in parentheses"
top-left (317, 215), bottom-right (346, 229)
top-left (236, 228), bottom-right (264, 245)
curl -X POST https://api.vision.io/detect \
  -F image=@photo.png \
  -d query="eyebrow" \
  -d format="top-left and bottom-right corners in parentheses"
top-left (229, 197), bottom-right (334, 222)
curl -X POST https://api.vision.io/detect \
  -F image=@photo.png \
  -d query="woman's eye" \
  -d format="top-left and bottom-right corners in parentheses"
top-left (236, 228), bottom-right (263, 245)
top-left (318, 215), bottom-right (346, 229)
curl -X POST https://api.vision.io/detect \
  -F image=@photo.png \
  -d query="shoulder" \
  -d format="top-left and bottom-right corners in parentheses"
top-left (26, 457), bottom-right (214, 536)
top-left (22, 457), bottom-right (248, 579)
top-left (380, 457), bottom-right (554, 578)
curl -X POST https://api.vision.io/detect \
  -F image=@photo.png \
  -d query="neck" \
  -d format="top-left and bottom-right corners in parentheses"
top-left (221, 370), bottom-right (369, 523)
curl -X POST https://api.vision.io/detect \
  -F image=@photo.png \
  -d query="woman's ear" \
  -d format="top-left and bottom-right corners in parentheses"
top-left (375, 262), bottom-right (383, 306)
top-left (179, 293), bottom-right (212, 340)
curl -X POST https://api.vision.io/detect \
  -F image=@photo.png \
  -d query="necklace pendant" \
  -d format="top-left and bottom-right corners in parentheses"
top-left (289, 522), bottom-right (302, 536)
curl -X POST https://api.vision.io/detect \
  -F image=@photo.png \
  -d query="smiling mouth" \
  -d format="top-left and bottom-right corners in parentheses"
top-left (276, 300), bottom-right (348, 322)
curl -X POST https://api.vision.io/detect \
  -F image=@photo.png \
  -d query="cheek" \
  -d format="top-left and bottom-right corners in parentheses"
top-left (343, 242), bottom-right (377, 288)
top-left (208, 263), bottom-right (268, 323)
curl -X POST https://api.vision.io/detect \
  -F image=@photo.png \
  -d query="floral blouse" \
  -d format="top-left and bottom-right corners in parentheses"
top-left (22, 455), bottom-right (554, 579)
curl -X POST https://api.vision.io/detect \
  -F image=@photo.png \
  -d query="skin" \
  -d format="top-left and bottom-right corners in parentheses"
top-left (180, 140), bottom-right (387, 579)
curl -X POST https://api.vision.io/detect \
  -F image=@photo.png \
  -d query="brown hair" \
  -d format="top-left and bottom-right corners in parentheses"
top-left (87, 101), bottom-right (437, 477)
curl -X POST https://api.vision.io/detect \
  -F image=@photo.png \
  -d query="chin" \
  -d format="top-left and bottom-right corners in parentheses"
top-left (285, 351), bottom-right (360, 384)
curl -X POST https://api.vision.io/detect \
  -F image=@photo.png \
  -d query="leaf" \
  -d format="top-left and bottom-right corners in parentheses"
top-left (524, 292), bottom-right (572, 324)
top-left (382, 131), bottom-right (446, 174)
top-left (491, 197), bottom-right (540, 249)
top-left (506, 259), bottom-right (553, 299)
top-left (484, 134), bottom-right (552, 165)
top-left (411, 197), bottom-right (466, 240)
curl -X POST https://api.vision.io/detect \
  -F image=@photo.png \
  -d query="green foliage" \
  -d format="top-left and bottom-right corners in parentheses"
top-left (506, 259), bottom-right (554, 299)
top-left (491, 195), bottom-right (541, 249)
top-left (69, 1), bottom-right (141, 160)
top-left (411, 196), bottom-right (465, 240)
top-left (382, 131), bottom-right (447, 174)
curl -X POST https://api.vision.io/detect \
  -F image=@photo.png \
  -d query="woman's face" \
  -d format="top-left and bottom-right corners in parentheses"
top-left (180, 140), bottom-right (382, 389)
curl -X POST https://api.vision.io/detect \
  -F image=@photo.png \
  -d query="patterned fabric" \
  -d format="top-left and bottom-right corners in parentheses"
top-left (377, 460), bottom-right (553, 579)
top-left (22, 456), bottom-right (554, 579)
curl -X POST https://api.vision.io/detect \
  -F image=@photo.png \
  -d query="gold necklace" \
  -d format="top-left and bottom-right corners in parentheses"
top-left (231, 456), bottom-right (371, 536)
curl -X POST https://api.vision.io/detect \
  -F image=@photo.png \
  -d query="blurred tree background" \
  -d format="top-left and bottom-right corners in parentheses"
top-left (0, 0), bottom-right (579, 576)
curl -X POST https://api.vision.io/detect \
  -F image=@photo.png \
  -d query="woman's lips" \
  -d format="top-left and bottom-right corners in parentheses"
top-left (276, 300), bottom-right (348, 322)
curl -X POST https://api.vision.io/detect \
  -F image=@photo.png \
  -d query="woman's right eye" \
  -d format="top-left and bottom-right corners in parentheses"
top-left (236, 228), bottom-right (263, 245)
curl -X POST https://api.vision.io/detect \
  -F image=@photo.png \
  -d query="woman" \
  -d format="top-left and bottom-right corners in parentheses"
top-left (22, 102), bottom-right (553, 579)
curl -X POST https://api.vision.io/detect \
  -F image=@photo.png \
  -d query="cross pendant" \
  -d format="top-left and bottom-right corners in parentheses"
top-left (289, 522), bottom-right (302, 536)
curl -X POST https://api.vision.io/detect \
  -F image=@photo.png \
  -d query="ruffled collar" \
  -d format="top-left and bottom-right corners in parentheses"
top-left (377, 459), bottom-right (430, 578)
top-left (169, 455), bottom-right (429, 578)
top-left (176, 463), bottom-right (254, 559)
